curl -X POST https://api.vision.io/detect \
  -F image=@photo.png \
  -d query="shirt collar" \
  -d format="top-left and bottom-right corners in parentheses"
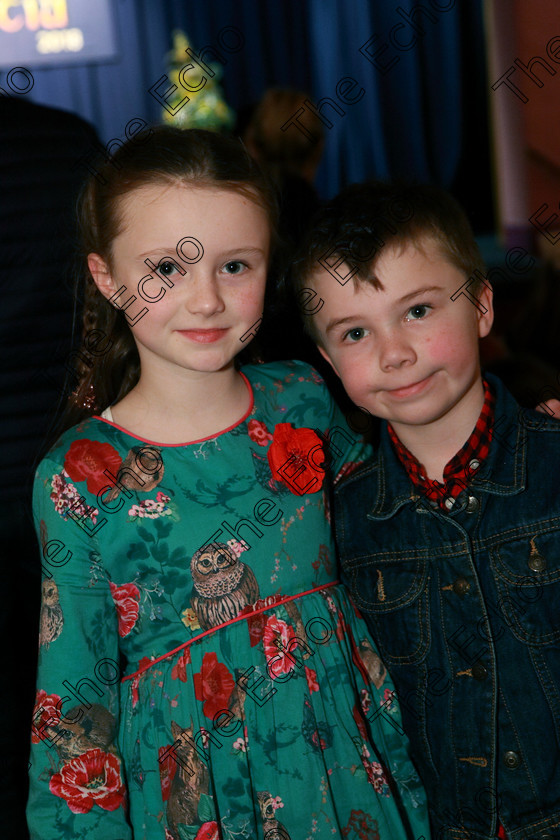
top-left (387, 379), bottom-right (495, 510)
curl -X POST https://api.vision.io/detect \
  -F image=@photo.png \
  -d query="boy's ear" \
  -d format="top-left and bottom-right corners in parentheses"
top-left (477, 281), bottom-right (494, 339)
top-left (87, 253), bottom-right (117, 302)
top-left (317, 344), bottom-right (341, 379)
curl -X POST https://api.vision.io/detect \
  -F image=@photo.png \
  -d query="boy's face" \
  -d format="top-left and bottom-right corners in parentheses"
top-left (309, 238), bottom-right (494, 435)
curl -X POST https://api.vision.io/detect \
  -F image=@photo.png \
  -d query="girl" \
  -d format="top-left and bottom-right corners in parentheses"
top-left (28, 127), bottom-right (429, 840)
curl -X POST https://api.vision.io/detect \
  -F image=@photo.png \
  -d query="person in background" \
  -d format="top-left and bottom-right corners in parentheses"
top-left (243, 88), bottom-right (327, 369)
top-left (0, 95), bottom-right (99, 839)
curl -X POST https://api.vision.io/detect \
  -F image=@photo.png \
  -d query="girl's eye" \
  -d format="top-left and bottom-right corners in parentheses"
top-left (406, 304), bottom-right (431, 320)
top-left (343, 327), bottom-right (368, 343)
top-left (223, 260), bottom-right (246, 275)
top-left (158, 260), bottom-right (180, 277)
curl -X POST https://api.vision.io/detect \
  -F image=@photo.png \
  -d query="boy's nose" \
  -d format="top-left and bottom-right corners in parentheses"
top-left (378, 331), bottom-right (416, 371)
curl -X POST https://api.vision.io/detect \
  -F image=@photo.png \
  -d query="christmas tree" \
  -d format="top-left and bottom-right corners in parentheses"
top-left (161, 30), bottom-right (235, 131)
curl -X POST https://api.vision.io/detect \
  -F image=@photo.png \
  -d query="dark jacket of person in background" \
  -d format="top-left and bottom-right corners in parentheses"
top-left (0, 96), bottom-right (99, 839)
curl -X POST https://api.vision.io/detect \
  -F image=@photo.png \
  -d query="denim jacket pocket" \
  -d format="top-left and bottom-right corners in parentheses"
top-left (490, 530), bottom-right (560, 646)
top-left (345, 553), bottom-right (430, 665)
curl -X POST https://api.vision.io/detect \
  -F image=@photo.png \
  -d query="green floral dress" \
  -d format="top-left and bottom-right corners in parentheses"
top-left (28, 361), bottom-right (429, 840)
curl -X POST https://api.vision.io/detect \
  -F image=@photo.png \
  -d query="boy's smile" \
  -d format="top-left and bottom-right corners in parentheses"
top-left (310, 238), bottom-right (494, 472)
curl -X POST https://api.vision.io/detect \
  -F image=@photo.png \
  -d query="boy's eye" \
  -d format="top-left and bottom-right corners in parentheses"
top-left (343, 327), bottom-right (368, 342)
top-left (223, 260), bottom-right (246, 275)
top-left (158, 260), bottom-right (180, 277)
top-left (406, 304), bottom-right (431, 320)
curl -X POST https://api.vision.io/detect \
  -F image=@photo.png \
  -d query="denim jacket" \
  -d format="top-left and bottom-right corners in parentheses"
top-left (335, 374), bottom-right (560, 840)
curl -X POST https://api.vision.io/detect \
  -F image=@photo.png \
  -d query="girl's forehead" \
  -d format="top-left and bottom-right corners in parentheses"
top-left (116, 181), bottom-right (267, 226)
top-left (111, 180), bottom-right (271, 257)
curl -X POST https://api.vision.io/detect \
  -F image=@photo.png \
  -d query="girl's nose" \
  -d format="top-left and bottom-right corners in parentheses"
top-left (186, 276), bottom-right (225, 317)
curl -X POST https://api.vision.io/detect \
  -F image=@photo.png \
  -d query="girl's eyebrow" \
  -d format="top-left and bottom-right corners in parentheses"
top-left (216, 247), bottom-right (266, 257)
top-left (137, 246), bottom-right (267, 259)
top-left (138, 248), bottom-right (182, 259)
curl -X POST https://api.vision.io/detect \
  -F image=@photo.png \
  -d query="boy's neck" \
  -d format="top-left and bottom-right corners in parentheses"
top-left (389, 377), bottom-right (486, 483)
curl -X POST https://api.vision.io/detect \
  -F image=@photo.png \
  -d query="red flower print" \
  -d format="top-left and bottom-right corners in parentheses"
top-left (245, 612), bottom-right (268, 647)
top-left (64, 439), bottom-right (122, 496)
top-left (195, 823), bottom-right (219, 840)
top-left (352, 704), bottom-right (368, 741)
top-left (240, 595), bottom-right (285, 647)
top-left (193, 652), bottom-right (235, 720)
top-left (131, 676), bottom-right (140, 709)
top-left (305, 666), bottom-right (319, 693)
top-left (31, 690), bottom-right (61, 743)
top-left (248, 419), bottom-right (273, 447)
top-left (267, 423), bottom-right (325, 496)
top-left (109, 581), bottom-right (140, 637)
top-left (130, 657), bottom-right (153, 708)
top-left (158, 745), bottom-right (177, 801)
top-left (383, 688), bottom-right (395, 709)
top-left (49, 748), bottom-right (125, 814)
top-left (342, 810), bottom-right (380, 840)
top-left (361, 746), bottom-right (389, 795)
top-left (171, 649), bottom-right (191, 682)
top-left (263, 616), bottom-right (298, 678)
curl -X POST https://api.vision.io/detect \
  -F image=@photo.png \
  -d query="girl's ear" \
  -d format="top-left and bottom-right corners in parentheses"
top-left (88, 253), bottom-right (117, 302)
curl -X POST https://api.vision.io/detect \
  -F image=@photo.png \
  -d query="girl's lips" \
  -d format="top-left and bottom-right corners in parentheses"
top-left (176, 328), bottom-right (229, 344)
top-left (386, 373), bottom-right (435, 399)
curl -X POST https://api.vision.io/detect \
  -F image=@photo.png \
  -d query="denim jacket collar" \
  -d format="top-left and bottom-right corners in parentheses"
top-left (367, 373), bottom-right (527, 520)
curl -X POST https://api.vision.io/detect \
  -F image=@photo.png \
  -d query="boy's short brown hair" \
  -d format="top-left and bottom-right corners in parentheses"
top-left (291, 181), bottom-right (486, 344)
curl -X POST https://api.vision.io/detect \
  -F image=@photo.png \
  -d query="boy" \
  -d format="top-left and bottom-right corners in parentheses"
top-left (292, 183), bottom-right (560, 840)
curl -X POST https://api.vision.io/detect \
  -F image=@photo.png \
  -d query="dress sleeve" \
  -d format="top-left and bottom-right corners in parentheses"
top-left (318, 373), bottom-right (374, 485)
top-left (27, 450), bottom-right (132, 839)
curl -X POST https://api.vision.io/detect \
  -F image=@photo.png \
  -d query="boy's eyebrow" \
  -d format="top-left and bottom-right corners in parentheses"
top-left (395, 285), bottom-right (445, 304)
top-left (325, 315), bottom-right (363, 335)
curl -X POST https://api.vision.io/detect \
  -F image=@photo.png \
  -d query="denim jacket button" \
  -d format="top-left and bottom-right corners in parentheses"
top-left (503, 750), bottom-right (520, 769)
top-left (465, 495), bottom-right (479, 513)
top-left (453, 577), bottom-right (471, 596)
top-left (472, 662), bottom-right (488, 681)
top-left (528, 552), bottom-right (546, 572)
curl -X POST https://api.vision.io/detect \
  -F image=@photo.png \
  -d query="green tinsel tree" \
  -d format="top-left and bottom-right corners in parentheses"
top-left (161, 30), bottom-right (235, 132)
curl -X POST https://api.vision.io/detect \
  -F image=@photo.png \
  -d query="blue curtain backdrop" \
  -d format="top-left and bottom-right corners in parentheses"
top-left (12, 0), bottom-right (483, 198)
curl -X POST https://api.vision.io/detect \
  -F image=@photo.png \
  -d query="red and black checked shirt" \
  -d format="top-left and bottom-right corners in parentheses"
top-left (388, 379), bottom-right (495, 510)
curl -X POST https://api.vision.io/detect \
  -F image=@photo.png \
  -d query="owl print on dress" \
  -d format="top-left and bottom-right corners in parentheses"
top-left (257, 790), bottom-right (292, 839)
top-left (190, 541), bottom-right (259, 630)
top-left (104, 445), bottom-right (164, 502)
top-left (39, 578), bottom-right (64, 648)
top-left (358, 638), bottom-right (387, 689)
top-left (166, 719), bottom-right (210, 839)
top-left (301, 696), bottom-right (334, 753)
top-left (52, 703), bottom-right (117, 764)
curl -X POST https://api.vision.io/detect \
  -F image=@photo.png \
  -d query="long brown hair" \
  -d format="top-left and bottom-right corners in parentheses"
top-left (58, 126), bottom-right (279, 436)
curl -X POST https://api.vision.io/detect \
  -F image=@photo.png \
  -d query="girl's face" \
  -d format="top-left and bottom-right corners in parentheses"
top-left (90, 182), bottom-right (270, 380)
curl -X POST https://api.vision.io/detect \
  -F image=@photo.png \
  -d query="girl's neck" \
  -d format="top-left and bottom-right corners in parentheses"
top-left (108, 365), bottom-right (251, 445)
